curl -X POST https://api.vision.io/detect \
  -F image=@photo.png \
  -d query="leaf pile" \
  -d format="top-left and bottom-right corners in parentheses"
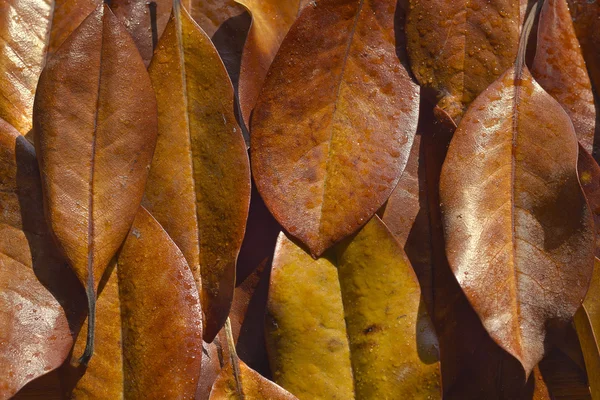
top-left (1, 0), bottom-right (600, 398)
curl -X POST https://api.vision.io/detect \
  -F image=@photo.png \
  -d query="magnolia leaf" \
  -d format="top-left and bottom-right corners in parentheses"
top-left (235, 0), bottom-right (309, 128)
top-left (266, 216), bottom-right (441, 399)
top-left (33, 5), bottom-right (158, 363)
top-left (439, 5), bottom-right (595, 375)
top-left (405, 0), bottom-right (522, 122)
top-left (144, 1), bottom-right (251, 342)
top-left (0, 119), bottom-right (84, 399)
top-left (531, 0), bottom-right (596, 154)
top-left (252, 0), bottom-right (419, 257)
top-left (65, 208), bottom-right (203, 399)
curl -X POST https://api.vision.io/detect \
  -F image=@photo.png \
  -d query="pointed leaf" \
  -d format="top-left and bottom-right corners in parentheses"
top-left (439, 41), bottom-right (595, 374)
top-left (0, 119), bottom-right (83, 399)
top-left (266, 216), bottom-right (441, 399)
top-left (144, 2), bottom-right (250, 342)
top-left (252, 0), bottom-right (419, 257)
top-left (405, 0), bottom-right (522, 122)
top-left (65, 207), bottom-right (203, 399)
top-left (531, 0), bottom-right (596, 154)
top-left (235, 0), bottom-right (309, 127)
top-left (209, 360), bottom-right (296, 400)
top-left (33, 5), bottom-right (158, 362)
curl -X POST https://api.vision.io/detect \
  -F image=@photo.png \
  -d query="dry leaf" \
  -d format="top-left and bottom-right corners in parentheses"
top-left (0, 119), bottom-right (84, 399)
top-left (33, 4), bottom-right (158, 363)
top-left (144, 1), bottom-right (251, 342)
top-left (252, 0), bottom-right (419, 257)
top-left (266, 216), bottom-right (441, 399)
top-left (439, 6), bottom-right (595, 375)
top-left (65, 208), bottom-right (203, 399)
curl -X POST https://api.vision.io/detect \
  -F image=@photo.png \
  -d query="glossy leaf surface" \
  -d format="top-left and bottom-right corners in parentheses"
top-left (440, 59), bottom-right (595, 373)
top-left (0, 119), bottom-right (83, 399)
top-left (252, 0), bottom-right (419, 257)
top-left (266, 216), bottom-right (440, 399)
top-left (144, 2), bottom-right (251, 342)
top-left (406, 0), bottom-right (521, 122)
top-left (33, 4), bottom-right (158, 361)
top-left (66, 207), bottom-right (203, 399)
top-left (235, 0), bottom-right (308, 127)
top-left (531, 0), bottom-right (596, 154)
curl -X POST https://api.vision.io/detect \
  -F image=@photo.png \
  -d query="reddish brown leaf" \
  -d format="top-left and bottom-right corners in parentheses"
top-left (33, 5), bottom-right (158, 362)
top-left (0, 119), bottom-right (84, 399)
top-left (64, 208), bottom-right (203, 399)
top-left (252, 0), bottom-right (419, 257)
top-left (531, 0), bottom-right (596, 154)
top-left (406, 0), bottom-right (522, 122)
top-left (439, 10), bottom-right (595, 374)
top-left (144, 1), bottom-right (250, 341)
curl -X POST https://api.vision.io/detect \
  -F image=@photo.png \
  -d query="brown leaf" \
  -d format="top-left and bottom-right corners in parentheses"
top-left (33, 4), bottom-right (158, 363)
top-left (64, 207), bottom-right (203, 399)
top-left (235, 0), bottom-right (308, 128)
top-left (266, 216), bottom-right (441, 399)
top-left (576, 147), bottom-right (600, 258)
top-left (405, 0), bottom-right (522, 122)
top-left (209, 360), bottom-right (296, 400)
top-left (531, 0), bottom-right (596, 154)
top-left (439, 10), bottom-right (595, 374)
top-left (0, 0), bottom-right (100, 137)
top-left (111, 0), bottom-right (172, 66)
top-left (143, 1), bottom-right (251, 342)
top-left (0, 119), bottom-right (84, 399)
top-left (251, 0), bottom-right (419, 257)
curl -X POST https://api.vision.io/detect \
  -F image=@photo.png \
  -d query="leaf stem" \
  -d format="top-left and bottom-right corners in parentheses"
top-left (78, 286), bottom-right (96, 366)
top-left (224, 317), bottom-right (245, 399)
top-left (516, 0), bottom-right (544, 75)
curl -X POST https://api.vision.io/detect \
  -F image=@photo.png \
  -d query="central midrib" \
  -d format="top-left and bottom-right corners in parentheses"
top-left (317, 0), bottom-right (365, 239)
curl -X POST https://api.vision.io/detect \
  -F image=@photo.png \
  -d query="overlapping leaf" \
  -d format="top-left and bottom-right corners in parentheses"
top-left (64, 207), bottom-right (203, 399)
top-left (566, 0), bottom-right (600, 97)
top-left (143, 1), bottom-right (251, 342)
top-left (439, 7), bottom-right (595, 374)
top-left (33, 4), bottom-right (158, 362)
top-left (405, 0), bottom-right (522, 122)
top-left (235, 0), bottom-right (309, 127)
top-left (0, 119), bottom-right (84, 399)
top-left (265, 216), bottom-right (441, 399)
top-left (252, 0), bottom-right (420, 257)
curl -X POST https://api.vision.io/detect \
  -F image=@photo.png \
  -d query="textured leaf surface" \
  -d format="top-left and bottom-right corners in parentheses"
top-left (252, 0), bottom-right (419, 256)
top-left (66, 208), bottom-right (203, 399)
top-left (235, 0), bottom-right (308, 127)
top-left (0, 120), bottom-right (83, 399)
top-left (406, 0), bottom-right (521, 122)
top-left (440, 60), bottom-right (595, 374)
top-left (266, 216), bottom-right (440, 399)
top-left (144, 2), bottom-right (250, 342)
top-left (531, 0), bottom-right (596, 154)
top-left (567, 0), bottom-right (600, 98)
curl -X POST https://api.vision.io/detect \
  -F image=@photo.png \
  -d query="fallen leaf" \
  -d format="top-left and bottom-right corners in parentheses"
top-left (33, 4), bottom-right (158, 363)
top-left (405, 0), bottom-right (522, 122)
top-left (576, 147), bottom-right (600, 257)
top-left (252, 0), bottom-right (419, 257)
top-left (143, 0), bottom-right (250, 342)
top-left (0, 119), bottom-right (84, 399)
top-left (266, 216), bottom-right (441, 399)
top-left (64, 207), bottom-right (203, 399)
top-left (235, 0), bottom-right (309, 128)
top-left (439, 6), bottom-right (595, 375)
top-left (531, 0), bottom-right (596, 154)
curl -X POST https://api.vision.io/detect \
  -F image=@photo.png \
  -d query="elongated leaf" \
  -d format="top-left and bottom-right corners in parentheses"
top-left (439, 7), bottom-right (595, 373)
top-left (531, 0), bottom-right (596, 154)
top-left (144, 1), bottom-right (250, 342)
top-left (187, 0), bottom-right (246, 36)
top-left (252, 0), bottom-right (419, 257)
top-left (405, 0), bottom-right (522, 122)
top-left (65, 207), bottom-right (203, 399)
top-left (235, 0), bottom-right (308, 127)
top-left (209, 360), bottom-right (296, 400)
top-left (0, 119), bottom-right (84, 399)
top-left (33, 4), bottom-right (158, 362)
top-left (266, 216), bottom-right (440, 399)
